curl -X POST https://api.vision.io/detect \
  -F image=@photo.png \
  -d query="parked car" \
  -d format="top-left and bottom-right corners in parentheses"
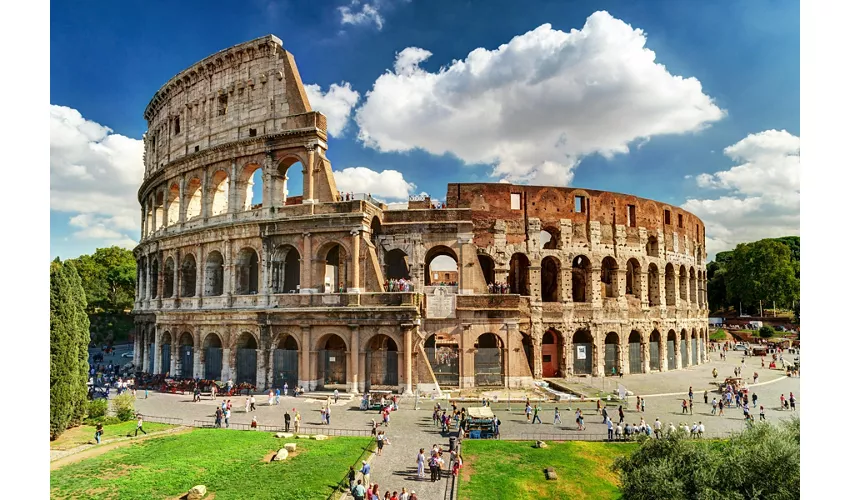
top-left (121, 351), bottom-right (134, 359)
top-left (733, 344), bottom-right (749, 351)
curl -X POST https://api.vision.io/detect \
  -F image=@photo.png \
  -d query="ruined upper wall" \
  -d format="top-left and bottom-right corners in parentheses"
top-left (142, 35), bottom-right (323, 178)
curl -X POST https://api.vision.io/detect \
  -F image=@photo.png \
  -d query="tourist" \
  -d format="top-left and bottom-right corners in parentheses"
top-left (370, 485), bottom-right (379, 500)
top-left (360, 460), bottom-right (371, 487)
top-left (250, 395), bottom-right (257, 412)
top-left (601, 406), bottom-right (609, 423)
top-left (789, 392), bottom-right (796, 411)
top-left (94, 423), bottom-right (103, 444)
top-left (577, 410), bottom-right (585, 431)
top-left (327, 405), bottom-right (332, 425)
top-left (780, 394), bottom-right (786, 410)
top-left (718, 399), bottom-right (725, 416)
top-left (689, 399), bottom-right (693, 415)
top-left (493, 415), bottom-right (501, 439)
top-left (596, 399), bottom-right (602, 415)
top-left (409, 492), bottom-right (417, 500)
top-left (283, 382), bottom-right (289, 397)
top-left (251, 416), bottom-right (258, 429)
top-left (294, 411), bottom-right (301, 433)
top-left (554, 407), bottom-right (561, 425)
top-left (641, 397), bottom-right (646, 413)
top-left (335, 389), bottom-right (340, 404)
top-left (268, 389), bottom-right (274, 406)
top-left (525, 402), bottom-right (532, 422)
top-left (618, 405), bottom-right (625, 424)
top-left (752, 393), bottom-right (758, 407)
top-left (352, 479), bottom-right (366, 500)
top-left (429, 452), bottom-right (444, 481)
top-left (636, 396), bottom-right (641, 412)
top-left (377, 431), bottom-right (386, 456)
top-left (615, 422), bottom-right (623, 440)
top-left (711, 398), bottom-right (717, 415)
top-left (703, 390), bottom-right (708, 404)
top-left (245, 397), bottom-right (250, 414)
top-left (607, 417), bottom-right (614, 440)
top-left (275, 387), bottom-right (281, 405)
top-left (215, 407), bottom-right (223, 428)
top-left (400, 487), bottom-right (410, 500)
top-left (416, 448), bottom-right (426, 479)
top-left (698, 421), bottom-right (705, 437)
top-left (688, 387), bottom-right (693, 405)
top-left (211, 384), bottom-right (217, 400)
top-left (682, 399), bottom-right (688, 414)
top-left (452, 454), bottom-right (463, 477)
top-left (532, 405), bottom-right (542, 424)
top-left (225, 407), bottom-right (231, 428)
top-left (654, 418), bottom-right (662, 439)
top-left (284, 411), bottom-right (291, 432)
top-left (743, 402), bottom-right (750, 420)
top-left (134, 415), bottom-right (147, 437)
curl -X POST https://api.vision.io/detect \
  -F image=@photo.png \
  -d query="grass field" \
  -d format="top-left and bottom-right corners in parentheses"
top-left (710, 329), bottom-right (728, 341)
top-left (50, 429), bottom-right (373, 500)
top-left (51, 421), bottom-right (174, 450)
top-left (457, 440), bottom-right (635, 500)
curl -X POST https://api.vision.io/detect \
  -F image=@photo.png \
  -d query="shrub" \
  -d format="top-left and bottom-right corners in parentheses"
top-left (112, 393), bottom-right (136, 421)
top-left (84, 415), bottom-right (121, 426)
top-left (87, 399), bottom-right (108, 419)
top-left (759, 325), bottom-right (776, 339)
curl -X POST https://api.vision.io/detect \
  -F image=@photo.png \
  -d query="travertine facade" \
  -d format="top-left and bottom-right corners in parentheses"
top-left (133, 36), bottom-right (709, 393)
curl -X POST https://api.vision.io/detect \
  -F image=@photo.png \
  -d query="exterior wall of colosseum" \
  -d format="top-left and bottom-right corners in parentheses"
top-left (133, 35), bottom-right (709, 394)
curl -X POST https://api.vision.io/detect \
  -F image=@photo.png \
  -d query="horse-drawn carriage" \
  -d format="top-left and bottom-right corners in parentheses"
top-left (362, 390), bottom-right (393, 410)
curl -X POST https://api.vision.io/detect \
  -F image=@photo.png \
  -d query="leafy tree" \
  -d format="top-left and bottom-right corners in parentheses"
top-left (759, 325), bottom-right (775, 339)
top-left (793, 301), bottom-right (800, 324)
top-left (613, 418), bottom-right (800, 500)
top-left (725, 239), bottom-right (799, 311)
top-left (50, 259), bottom-right (91, 439)
top-left (112, 393), bottom-right (137, 421)
top-left (69, 246), bottom-right (136, 312)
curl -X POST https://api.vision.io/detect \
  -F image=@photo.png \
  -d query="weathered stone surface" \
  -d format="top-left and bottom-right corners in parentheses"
top-left (273, 449), bottom-right (288, 461)
top-left (535, 440), bottom-right (548, 448)
top-left (545, 467), bottom-right (558, 480)
top-left (312, 434), bottom-right (328, 441)
top-left (284, 443), bottom-right (297, 452)
top-left (187, 484), bottom-right (207, 499)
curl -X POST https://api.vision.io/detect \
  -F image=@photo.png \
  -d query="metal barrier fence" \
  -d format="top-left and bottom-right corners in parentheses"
top-left (507, 431), bottom-right (736, 442)
top-left (189, 419), bottom-right (372, 436)
top-left (139, 415), bottom-right (185, 425)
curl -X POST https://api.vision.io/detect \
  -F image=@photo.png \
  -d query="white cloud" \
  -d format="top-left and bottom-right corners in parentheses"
top-left (51, 105), bottom-right (143, 253)
top-left (333, 167), bottom-right (416, 200)
top-left (355, 11), bottom-right (725, 186)
top-left (304, 82), bottom-right (360, 136)
top-left (682, 129), bottom-right (800, 258)
top-left (339, 1), bottom-right (384, 30)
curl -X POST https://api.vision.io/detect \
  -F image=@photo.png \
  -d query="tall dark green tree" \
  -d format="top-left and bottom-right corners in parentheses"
top-left (69, 246), bottom-right (136, 312)
top-left (725, 239), bottom-right (799, 311)
top-left (50, 259), bottom-right (91, 439)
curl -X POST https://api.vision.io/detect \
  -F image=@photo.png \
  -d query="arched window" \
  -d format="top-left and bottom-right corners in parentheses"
top-left (185, 177), bottom-right (202, 220)
top-left (204, 251), bottom-right (224, 296)
top-left (150, 258), bottom-right (159, 298)
top-left (689, 267), bottom-right (697, 305)
top-left (154, 192), bottom-right (164, 231)
top-left (425, 246), bottom-right (458, 286)
top-left (323, 244), bottom-right (347, 292)
top-left (164, 257), bottom-right (175, 297)
top-left (541, 256), bottom-right (560, 302)
top-left (240, 163), bottom-right (263, 210)
top-left (540, 227), bottom-right (559, 250)
top-left (180, 254), bottom-right (197, 297)
top-left (271, 245), bottom-right (301, 293)
top-left (679, 265), bottom-right (688, 301)
top-left (572, 255), bottom-right (591, 303)
top-left (236, 248), bottom-right (260, 295)
top-left (665, 263), bottom-right (676, 306)
top-left (385, 249), bottom-right (410, 280)
top-left (279, 158), bottom-right (304, 204)
top-left (210, 170), bottom-right (229, 216)
top-left (508, 253), bottom-right (530, 296)
top-left (478, 254), bottom-right (495, 285)
top-left (601, 257), bottom-right (619, 298)
top-left (166, 183), bottom-right (180, 225)
top-left (625, 258), bottom-right (641, 297)
top-left (647, 263), bottom-right (661, 306)
top-left (370, 217), bottom-right (382, 248)
top-left (646, 236), bottom-right (659, 257)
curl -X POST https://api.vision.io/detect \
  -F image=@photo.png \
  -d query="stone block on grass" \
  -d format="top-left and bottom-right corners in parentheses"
top-left (187, 485), bottom-right (207, 499)
top-left (284, 443), bottom-right (297, 452)
top-left (273, 449), bottom-right (288, 461)
top-left (312, 434), bottom-right (328, 440)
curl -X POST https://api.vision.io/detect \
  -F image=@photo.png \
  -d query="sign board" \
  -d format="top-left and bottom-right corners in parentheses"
top-left (329, 357), bottom-right (336, 362)
top-left (576, 345), bottom-right (587, 360)
top-left (426, 286), bottom-right (456, 319)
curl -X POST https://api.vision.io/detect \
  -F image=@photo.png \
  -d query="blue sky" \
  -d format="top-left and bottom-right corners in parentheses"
top-left (49, 0), bottom-right (800, 260)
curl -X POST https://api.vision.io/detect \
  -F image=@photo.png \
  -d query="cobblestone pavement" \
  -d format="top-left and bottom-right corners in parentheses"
top-left (121, 352), bottom-right (800, 499)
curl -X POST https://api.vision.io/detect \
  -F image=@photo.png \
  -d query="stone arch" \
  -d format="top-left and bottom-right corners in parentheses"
top-left (666, 329), bottom-right (677, 370)
top-left (271, 244), bottom-right (300, 293)
top-left (166, 182), bottom-right (180, 225)
top-left (478, 253), bottom-right (496, 285)
top-left (234, 331), bottom-right (258, 385)
top-left (235, 247), bottom-right (260, 295)
top-left (542, 328), bottom-right (565, 377)
top-left (316, 241), bottom-right (350, 292)
top-left (154, 191), bottom-right (165, 231)
top-left (185, 177), bottom-right (202, 220)
top-left (164, 257), bottom-right (175, 298)
top-left (204, 251), bottom-right (225, 296)
top-left (646, 235), bottom-right (659, 257)
top-left (370, 216), bottom-right (382, 248)
top-left (180, 253), bottom-right (197, 297)
top-left (541, 256), bottom-right (561, 302)
top-left (276, 156), bottom-right (304, 203)
top-left (601, 256), bottom-right (619, 298)
top-left (150, 257), bottom-right (159, 298)
top-left (649, 329), bottom-right (661, 371)
top-left (272, 332), bottom-right (299, 389)
top-left (316, 332), bottom-right (348, 388)
top-left (209, 169), bottom-right (229, 216)
top-left (571, 255), bottom-right (591, 303)
top-left (474, 332), bottom-right (505, 386)
top-left (665, 263), bottom-right (677, 306)
top-left (238, 162), bottom-right (263, 210)
top-left (625, 258), bottom-right (641, 297)
top-left (385, 248), bottom-right (411, 280)
top-left (159, 331), bottom-right (172, 375)
top-left (540, 226), bottom-right (560, 250)
top-left (366, 334), bottom-right (400, 388)
top-left (628, 330), bottom-right (643, 374)
top-left (679, 265), bottom-right (688, 301)
top-left (424, 333), bottom-right (460, 387)
top-left (202, 332), bottom-right (223, 381)
top-left (571, 329), bottom-right (593, 375)
top-left (177, 331), bottom-right (194, 378)
top-left (424, 245), bottom-right (458, 286)
top-left (689, 267), bottom-right (697, 305)
top-left (604, 331), bottom-right (620, 376)
top-left (648, 263), bottom-right (661, 306)
top-left (508, 253), bottom-right (531, 296)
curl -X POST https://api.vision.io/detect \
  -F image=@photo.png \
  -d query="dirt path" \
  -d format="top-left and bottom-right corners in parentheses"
top-left (50, 427), bottom-right (192, 471)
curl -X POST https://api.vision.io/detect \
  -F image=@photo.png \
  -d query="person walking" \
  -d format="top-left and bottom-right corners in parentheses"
top-left (225, 408), bottom-right (231, 428)
top-left (689, 399), bottom-right (693, 415)
top-left (215, 407), bottom-right (223, 428)
top-left (532, 405), bottom-right (542, 424)
top-left (703, 390), bottom-right (709, 404)
top-left (275, 388), bottom-right (281, 405)
top-left (283, 382), bottom-right (289, 397)
top-left (654, 418), bottom-right (662, 439)
top-left (376, 431), bottom-right (385, 456)
top-left (326, 405), bottom-right (332, 426)
top-left (618, 405), bottom-right (625, 424)
top-left (780, 394), bottom-right (786, 410)
top-left (525, 403), bottom-right (532, 423)
top-left (134, 415), bottom-right (147, 437)
top-left (760, 405), bottom-right (766, 420)
top-left (607, 417), bottom-right (614, 441)
top-left (94, 423), bottom-right (103, 444)
top-left (601, 406), bottom-right (609, 423)
top-left (597, 399), bottom-right (602, 415)
top-left (294, 411), bottom-right (301, 433)
top-left (334, 389), bottom-right (340, 404)
top-left (711, 398), bottom-right (717, 415)
top-left (682, 399), bottom-right (688, 414)
top-left (360, 461), bottom-right (371, 488)
top-left (640, 397), bottom-right (646, 413)
top-left (245, 397), bottom-right (250, 414)
top-left (688, 387), bottom-right (694, 405)
top-left (578, 410), bottom-right (585, 431)
top-left (553, 407), bottom-right (561, 425)
top-left (416, 448), bottom-right (426, 480)
top-left (718, 399), bottom-right (725, 416)
top-left (789, 392), bottom-right (796, 411)
top-left (284, 411), bottom-right (291, 432)
top-left (250, 395), bottom-right (257, 412)
top-left (352, 480), bottom-right (366, 500)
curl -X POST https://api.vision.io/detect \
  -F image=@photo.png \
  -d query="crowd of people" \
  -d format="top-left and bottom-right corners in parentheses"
top-left (486, 282), bottom-right (512, 294)
top-left (384, 278), bottom-right (413, 292)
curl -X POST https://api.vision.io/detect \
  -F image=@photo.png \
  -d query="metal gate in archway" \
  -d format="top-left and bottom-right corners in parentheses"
top-left (204, 347), bottom-right (222, 381)
top-left (273, 349), bottom-right (299, 389)
top-left (148, 343), bottom-right (155, 373)
top-left (236, 348), bottom-right (257, 385)
top-left (680, 341), bottom-right (688, 368)
top-left (573, 343), bottom-right (592, 375)
top-left (426, 346), bottom-right (459, 387)
top-left (366, 351), bottom-right (399, 388)
top-left (474, 348), bottom-right (504, 386)
top-left (691, 339), bottom-right (697, 366)
top-left (604, 344), bottom-right (618, 376)
top-left (667, 341), bottom-right (676, 369)
top-left (629, 342), bottom-right (642, 374)
top-left (179, 346), bottom-right (193, 378)
top-left (161, 345), bottom-right (171, 375)
top-left (649, 341), bottom-right (660, 371)
top-left (318, 350), bottom-right (346, 387)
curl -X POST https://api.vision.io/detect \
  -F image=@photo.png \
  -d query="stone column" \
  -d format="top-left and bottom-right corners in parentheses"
top-left (227, 159), bottom-right (238, 214)
top-left (619, 335), bottom-right (630, 375)
top-left (151, 197), bottom-right (158, 235)
top-left (349, 324), bottom-right (360, 393)
top-left (640, 271), bottom-right (649, 308)
top-left (141, 330), bottom-right (150, 373)
top-left (153, 327), bottom-right (162, 374)
top-left (221, 347), bottom-right (232, 382)
top-left (642, 336), bottom-right (651, 374)
top-left (299, 326), bottom-right (311, 389)
top-left (170, 342), bottom-right (179, 375)
top-left (685, 334), bottom-right (692, 369)
top-left (675, 337), bottom-right (682, 370)
top-left (140, 207), bottom-right (146, 240)
top-left (530, 317), bottom-right (543, 380)
top-left (404, 327), bottom-right (413, 394)
top-left (350, 229), bottom-right (361, 293)
top-left (267, 350), bottom-right (276, 389)
top-left (256, 347), bottom-right (266, 391)
top-left (224, 239), bottom-right (234, 298)
top-left (302, 232), bottom-right (313, 293)
top-left (660, 334), bottom-right (668, 372)
top-left (196, 245), bottom-right (205, 301)
top-left (193, 327), bottom-right (202, 378)
top-left (178, 177), bottom-right (186, 223)
top-left (591, 267), bottom-right (603, 306)
top-left (133, 326), bottom-right (140, 367)
top-left (304, 146), bottom-right (315, 203)
top-left (592, 329), bottom-right (604, 377)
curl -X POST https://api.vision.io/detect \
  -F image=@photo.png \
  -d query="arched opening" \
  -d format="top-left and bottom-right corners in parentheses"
top-left (322, 244), bottom-right (348, 292)
top-left (689, 267), bottom-right (697, 305)
top-left (572, 255), bottom-right (591, 302)
top-left (271, 245), bottom-right (300, 294)
top-left (185, 177), bottom-right (202, 220)
top-left (628, 330), bottom-right (643, 374)
top-left (601, 257), bottom-right (618, 298)
top-left (572, 329), bottom-right (593, 375)
top-left (604, 332), bottom-right (620, 376)
top-left (647, 263), bottom-right (661, 306)
top-left (150, 258), bottom-right (159, 298)
top-left (667, 330), bottom-right (677, 370)
top-left (540, 227), bottom-right (559, 250)
top-left (646, 236), bottom-right (659, 257)
top-left (279, 160), bottom-right (303, 204)
top-left (691, 329), bottom-right (698, 366)
top-left (680, 329), bottom-right (689, 368)
top-left (203, 333), bottom-right (223, 381)
top-left (370, 217), bottom-right (382, 248)
top-left (541, 256), bottom-right (561, 302)
top-left (474, 333), bottom-right (504, 386)
top-left (154, 192), bottom-right (165, 231)
top-left (649, 330), bottom-right (661, 371)
top-left (209, 170), bottom-right (229, 216)
top-left (164, 257), bottom-right (175, 298)
top-left (139, 258), bottom-right (147, 299)
top-left (542, 329), bottom-right (564, 377)
top-left (240, 163), bottom-right (263, 210)
top-left (273, 334), bottom-right (299, 389)
top-left (317, 334), bottom-right (347, 388)
top-left (625, 258), bottom-right (641, 297)
top-left (385, 249), bottom-right (410, 280)
top-left (425, 246), bottom-right (458, 286)
top-left (145, 202), bottom-right (154, 236)
top-left (425, 334), bottom-right (460, 386)
top-left (166, 183), bottom-right (180, 225)
top-left (478, 254), bottom-right (495, 286)
top-left (665, 263), bottom-right (677, 306)
top-left (235, 332), bottom-right (258, 385)
top-left (699, 328), bottom-right (706, 362)
top-left (679, 266), bottom-right (688, 302)
top-left (177, 332), bottom-right (193, 378)
top-left (160, 332), bottom-right (172, 375)
top-left (521, 332), bottom-right (534, 375)
top-left (180, 254), bottom-right (197, 297)
top-left (508, 253), bottom-right (530, 296)
top-left (366, 334), bottom-right (399, 389)
top-left (204, 251), bottom-right (224, 296)
top-left (235, 248), bottom-right (259, 295)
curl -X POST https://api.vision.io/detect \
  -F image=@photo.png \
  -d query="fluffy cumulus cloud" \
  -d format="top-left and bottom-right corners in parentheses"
top-left (355, 11), bottom-right (725, 185)
top-left (51, 105), bottom-right (143, 250)
top-left (683, 129), bottom-right (800, 258)
top-left (338, 0), bottom-right (385, 30)
top-left (304, 82), bottom-right (360, 136)
top-left (333, 167), bottom-right (416, 201)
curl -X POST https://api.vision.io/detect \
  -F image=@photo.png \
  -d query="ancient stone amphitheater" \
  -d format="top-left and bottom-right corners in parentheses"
top-left (133, 35), bottom-right (709, 393)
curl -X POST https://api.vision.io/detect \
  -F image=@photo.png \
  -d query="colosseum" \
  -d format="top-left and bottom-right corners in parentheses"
top-left (133, 35), bottom-right (709, 394)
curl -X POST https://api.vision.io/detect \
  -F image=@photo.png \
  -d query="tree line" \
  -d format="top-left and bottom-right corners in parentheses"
top-left (707, 236), bottom-right (799, 318)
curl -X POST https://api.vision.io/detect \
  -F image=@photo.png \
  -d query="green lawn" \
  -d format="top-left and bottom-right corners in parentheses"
top-left (50, 429), bottom-right (373, 500)
top-left (51, 421), bottom-right (174, 450)
top-left (710, 329), bottom-right (728, 341)
top-left (458, 440), bottom-right (635, 500)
